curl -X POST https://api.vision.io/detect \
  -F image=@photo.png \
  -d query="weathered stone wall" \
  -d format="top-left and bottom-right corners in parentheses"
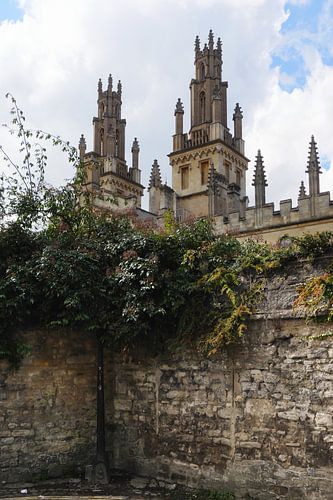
top-left (108, 262), bottom-right (333, 499)
top-left (0, 330), bottom-right (97, 483)
top-left (1, 260), bottom-right (332, 499)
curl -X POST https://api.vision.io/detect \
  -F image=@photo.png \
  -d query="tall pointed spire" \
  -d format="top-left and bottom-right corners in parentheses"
top-left (149, 159), bottom-right (162, 189)
top-left (306, 135), bottom-right (321, 196)
top-left (299, 180), bottom-right (306, 198)
top-left (252, 150), bottom-right (268, 207)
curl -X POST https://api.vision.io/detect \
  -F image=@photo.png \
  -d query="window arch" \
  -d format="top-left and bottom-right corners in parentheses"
top-left (200, 63), bottom-right (205, 81)
top-left (200, 91), bottom-right (206, 123)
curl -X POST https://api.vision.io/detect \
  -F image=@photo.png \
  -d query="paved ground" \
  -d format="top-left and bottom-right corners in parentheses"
top-left (0, 474), bottom-right (173, 500)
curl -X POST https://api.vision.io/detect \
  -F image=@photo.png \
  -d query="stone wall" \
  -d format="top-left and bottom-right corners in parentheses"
top-left (0, 330), bottom-right (97, 483)
top-left (108, 262), bottom-right (333, 499)
top-left (1, 260), bottom-right (333, 499)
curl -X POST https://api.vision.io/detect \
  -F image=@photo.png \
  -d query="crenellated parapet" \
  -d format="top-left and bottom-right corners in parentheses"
top-left (215, 136), bottom-right (333, 242)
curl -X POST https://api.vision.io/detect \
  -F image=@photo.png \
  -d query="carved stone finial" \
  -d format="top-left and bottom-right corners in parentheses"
top-left (233, 103), bottom-right (243, 119)
top-left (299, 180), bottom-right (306, 198)
top-left (208, 29), bottom-right (214, 49)
top-left (108, 73), bottom-right (113, 90)
top-left (217, 37), bottom-right (222, 53)
top-left (117, 80), bottom-right (122, 95)
top-left (98, 78), bottom-right (102, 93)
top-left (131, 137), bottom-right (139, 151)
top-left (175, 98), bottom-right (184, 114)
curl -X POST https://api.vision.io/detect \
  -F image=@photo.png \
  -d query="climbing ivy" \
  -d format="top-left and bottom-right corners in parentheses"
top-left (1, 97), bottom-right (333, 365)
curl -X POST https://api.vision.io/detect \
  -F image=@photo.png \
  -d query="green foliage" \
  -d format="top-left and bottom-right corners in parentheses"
top-left (1, 97), bottom-right (333, 363)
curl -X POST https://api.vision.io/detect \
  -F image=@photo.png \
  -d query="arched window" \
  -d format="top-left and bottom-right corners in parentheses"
top-left (215, 64), bottom-right (221, 78)
top-left (201, 63), bottom-right (205, 81)
top-left (99, 103), bottom-right (105, 119)
top-left (100, 129), bottom-right (104, 156)
top-left (200, 91), bottom-right (206, 123)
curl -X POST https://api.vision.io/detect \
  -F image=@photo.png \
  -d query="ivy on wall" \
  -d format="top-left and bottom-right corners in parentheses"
top-left (1, 97), bottom-right (332, 365)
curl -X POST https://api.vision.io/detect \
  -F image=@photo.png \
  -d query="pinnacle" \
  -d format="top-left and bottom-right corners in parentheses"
top-left (299, 180), bottom-right (306, 198)
top-left (208, 29), bottom-right (214, 48)
top-left (175, 98), bottom-right (184, 113)
top-left (233, 103), bottom-right (243, 118)
top-left (149, 159), bottom-right (162, 188)
top-left (306, 135), bottom-right (321, 173)
top-left (108, 74), bottom-right (113, 90)
top-left (252, 150), bottom-right (268, 187)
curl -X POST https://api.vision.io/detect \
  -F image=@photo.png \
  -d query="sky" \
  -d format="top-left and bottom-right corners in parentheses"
top-left (0, 0), bottom-right (333, 211)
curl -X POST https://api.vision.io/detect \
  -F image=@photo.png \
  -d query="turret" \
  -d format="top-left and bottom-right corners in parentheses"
top-left (191, 31), bottom-right (223, 128)
top-left (78, 134), bottom-right (86, 162)
top-left (252, 150), bottom-right (267, 208)
top-left (93, 75), bottom-right (126, 160)
top-left (306, 135), bottom-right (321, 196)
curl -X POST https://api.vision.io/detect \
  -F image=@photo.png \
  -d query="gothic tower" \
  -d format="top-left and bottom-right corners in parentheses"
top-left (168, 31), bottom-right (249, 219)
top-left (80, 75), bottom-right (144, 210)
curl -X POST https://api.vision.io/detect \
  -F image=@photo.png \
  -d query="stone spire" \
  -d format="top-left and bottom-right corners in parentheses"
top-left (252, 150), bottom-right (268, 208)
top-left (299, 180), bottom-right (306, 198)
top-left (306, 135), bottom-right (321, 196)
top-left (78, 134), bottom-right (86, 161)
top-left (149, 160), bottom-right (162, 188)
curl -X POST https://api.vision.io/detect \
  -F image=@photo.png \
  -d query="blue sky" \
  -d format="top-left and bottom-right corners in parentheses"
top-left (0, 0), bottom-right (22, 22)
top-left (272, 0), bottom-right (333, 92)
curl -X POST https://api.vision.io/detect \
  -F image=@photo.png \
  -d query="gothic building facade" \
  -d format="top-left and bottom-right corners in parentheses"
top-left (81, 32), bottom-right (333, 241)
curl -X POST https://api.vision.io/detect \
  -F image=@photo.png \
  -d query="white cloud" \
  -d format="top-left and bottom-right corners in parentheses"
top-left (0, 0), bottom-right (332, 211)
